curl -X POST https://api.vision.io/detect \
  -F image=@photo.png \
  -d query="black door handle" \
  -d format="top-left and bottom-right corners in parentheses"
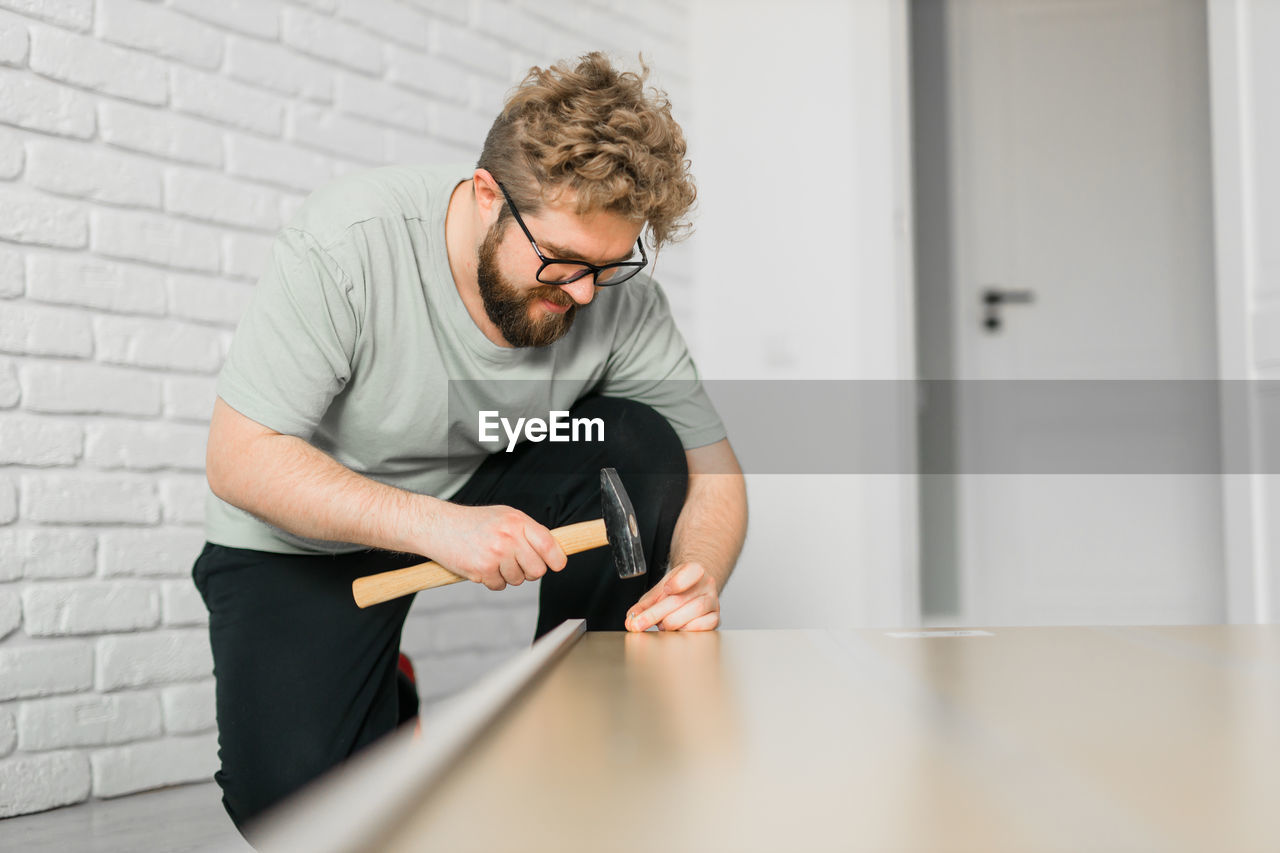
top-left (982, 287), bottom-right (1035, 331)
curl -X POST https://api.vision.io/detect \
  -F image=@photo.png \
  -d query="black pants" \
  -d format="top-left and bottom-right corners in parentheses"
top-left (192, 396), bottom-right (687, 835)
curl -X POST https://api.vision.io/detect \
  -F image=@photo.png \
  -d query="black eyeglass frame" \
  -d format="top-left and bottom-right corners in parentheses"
top-left (494, 180), bottom-right (648, 287)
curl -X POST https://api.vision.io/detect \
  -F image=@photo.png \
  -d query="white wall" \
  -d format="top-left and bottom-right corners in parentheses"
top-left (0, 0), bottom-right (692, 819)
top-left (684, 0), bottom-right (918, 628)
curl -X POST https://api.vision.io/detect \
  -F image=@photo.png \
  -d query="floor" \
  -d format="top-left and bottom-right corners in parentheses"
top-left (0, 782), bottom-right (250, 852)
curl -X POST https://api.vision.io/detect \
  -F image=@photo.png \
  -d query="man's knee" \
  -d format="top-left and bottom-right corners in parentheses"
top-left (570, 396), bottom-right (687, 480)
top-left (216, 722), bottom-right (345, 832)
top-left (219, 777), bottom-right (279, 836)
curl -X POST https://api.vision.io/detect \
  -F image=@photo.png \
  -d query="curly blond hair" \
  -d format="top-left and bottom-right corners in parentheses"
top-left (478, 52), bottom-right (696, 249)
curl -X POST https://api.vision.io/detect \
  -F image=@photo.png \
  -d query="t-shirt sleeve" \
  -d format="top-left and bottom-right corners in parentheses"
top-left (216, 227), bottom-right (360, 438)
top-left (597, 280), bottom-right (727, 450)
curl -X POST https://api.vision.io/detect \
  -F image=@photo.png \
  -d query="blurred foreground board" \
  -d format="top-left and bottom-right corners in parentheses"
top-left (249, 622), bottom-right (1280, 853)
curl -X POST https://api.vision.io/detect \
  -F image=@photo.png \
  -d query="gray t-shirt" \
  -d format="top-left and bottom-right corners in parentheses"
top-left (206, 164), bottom-right (725, 554)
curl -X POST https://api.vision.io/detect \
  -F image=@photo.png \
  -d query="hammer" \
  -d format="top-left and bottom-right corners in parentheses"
top-left (352, 467), bottom-right (646, 608)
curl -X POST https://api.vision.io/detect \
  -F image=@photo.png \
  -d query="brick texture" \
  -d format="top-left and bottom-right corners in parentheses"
top-left (169, 0), bottom-right (282, 40)
top-left (93, 315), bottom-right (225, 373)
top-left (99, 528), bottom-right (204, 578)
top-left (97, 0), bottom-right (224, 71)
top-left (0, 0), bottom-right (691, 820)
top-left (161, 375), bottom-right (218, 423)
top-left (0, 186), bottom-right (88, 249)
top-left (0, 476), bottom-right (15, 524)
top-left (0, 302), bottom-right (92, 357)
top-left (0, 642), bottom-right (94, 701)
top-left (0, 0), bottom-right (91, 32)
top-left (0, 707), bottom-right (15, 757)
top-left (90, 208), bottom-right (222, 273)
top-left (21, 474), bottom-right (161, 525)
top-left (0, 528), bottom-right (97, 579)
top-left (96, 630), bottom-right (213, 691)
top-left (0, 246), bottom-right (22, 297)
top-left (25, 140), bottom-right (163, 209)
top-left (25, 253), bottom-right (167, 316)
top-left (84, 421), bottom-right (207, 472)
top-left (20, 362), bottom-right (163, 416)
top-left (98, 101), bottom-right (222, 168)
top-left (90, 732), bottom-right (218, 797)
top-left (225, 36), bottom-right (333, 103)
top-left (17, 692), bottom-right (163, 750)
top-left (22, 582), bottom-right (161, 636)
top-left (0, 67), bottom-right (95, 138)
top-left (160, 681), bottom-right (215, 734)
top-left (0, 588), bottom-right (18, 639)
top-left (28, 25), bottom-right (169, 106)
top-left (0, 415), bottom-right (81, 466)
top-left (0, 751), bottom-right (90, 817)
top-left (0, 127), bottom-right (23, 178)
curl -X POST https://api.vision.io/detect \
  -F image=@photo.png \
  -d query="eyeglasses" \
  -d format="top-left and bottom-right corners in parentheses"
top-left (495, 180), bottom-right (648, 286)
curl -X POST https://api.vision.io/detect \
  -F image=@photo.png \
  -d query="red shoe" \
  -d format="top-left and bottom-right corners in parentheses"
top-left (396, 652), bottom-right (419, 724)
top-left (397, 651), bottom-right (416, 685)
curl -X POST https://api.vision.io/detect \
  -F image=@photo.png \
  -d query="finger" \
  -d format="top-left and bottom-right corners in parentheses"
top-left (661, 563), bottom-right (704, 596)
top-left (498, 555), bottom-right (523, 587)
top-left (659, 595), bottom-right (716, 631)
top-left (628, 592), bottom-right (694, 633)
top-left (464, 559), bottom-right (504, 590)
top-left (631, 563), bottom-right (698, 614)
top-left (627, 571), bottom-right (688, 626)
top-left (513, 538), bottom-right (547, 581)
top-left (524, 521), bottom-right (567, 572)
top-left (631, 582), bottom-right (667, 614)
top-left (681, 611), bottom-right (720, 631)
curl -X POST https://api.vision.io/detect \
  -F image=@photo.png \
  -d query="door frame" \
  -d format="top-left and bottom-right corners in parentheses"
top-left (913, 0), bottom-right (1268, 624)
top-left (1207, 0), bottom-right (1271, 623)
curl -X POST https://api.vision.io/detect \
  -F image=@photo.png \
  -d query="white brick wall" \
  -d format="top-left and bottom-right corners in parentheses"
top-left (160, 680), bottom-right (215, 733)
top-left (0, 0), bottom-right (691, 819)
top-left (17, 691), bottom-right (162, 750)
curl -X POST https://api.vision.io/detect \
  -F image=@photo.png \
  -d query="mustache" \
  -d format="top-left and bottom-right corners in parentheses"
top-left (529, 285), bottom-right (578, 309)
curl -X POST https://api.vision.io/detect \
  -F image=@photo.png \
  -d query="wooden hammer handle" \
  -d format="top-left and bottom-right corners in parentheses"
top-left (352, 518), bottom-right (609, 609)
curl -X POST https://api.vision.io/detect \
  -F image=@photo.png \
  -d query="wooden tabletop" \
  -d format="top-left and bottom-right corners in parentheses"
top-left (252, 625), bottom-right (1280, 853)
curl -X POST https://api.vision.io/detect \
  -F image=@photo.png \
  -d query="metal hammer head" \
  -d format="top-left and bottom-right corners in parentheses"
top-left (600, 467), bottom-right (646, 579)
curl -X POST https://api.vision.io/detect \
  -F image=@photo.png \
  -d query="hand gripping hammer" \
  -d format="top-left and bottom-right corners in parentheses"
top-left (352, 468), bottom-right (646, 608)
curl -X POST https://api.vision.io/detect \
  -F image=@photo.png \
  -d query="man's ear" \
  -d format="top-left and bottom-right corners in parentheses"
top-left (472, 168), bottom-right (502, 224)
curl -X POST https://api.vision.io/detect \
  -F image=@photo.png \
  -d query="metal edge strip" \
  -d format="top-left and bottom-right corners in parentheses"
top-left (228, 618), bottom-right (587, 853)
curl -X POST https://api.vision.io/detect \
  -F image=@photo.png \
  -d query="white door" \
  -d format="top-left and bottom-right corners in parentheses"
top-left (944, 0), bottom-right (1224, 624)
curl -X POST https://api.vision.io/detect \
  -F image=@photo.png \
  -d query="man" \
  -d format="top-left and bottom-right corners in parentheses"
top-left (193, 52), bottom-right (747, 835)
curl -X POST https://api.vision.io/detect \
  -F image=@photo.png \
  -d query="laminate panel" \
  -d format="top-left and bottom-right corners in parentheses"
top-left (375, 627), bottom-right (1280, 852)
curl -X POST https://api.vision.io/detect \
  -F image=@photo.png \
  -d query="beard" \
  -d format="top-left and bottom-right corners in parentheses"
top-left (476, 224), bottom-right (579, 348)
